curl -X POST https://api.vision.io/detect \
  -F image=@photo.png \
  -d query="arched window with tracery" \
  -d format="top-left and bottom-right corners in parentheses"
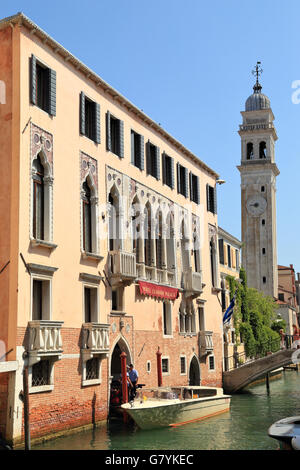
top-left (32, 155), bottom-right (45, 240)
top-left (82, 180), bottom-right (92, 253)
top-left (144, 203), bottom-right (152, 266)
top-left (156, 210), bottom-right (163, 269)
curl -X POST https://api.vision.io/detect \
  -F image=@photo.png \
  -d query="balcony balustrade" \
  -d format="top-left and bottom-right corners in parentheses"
top-left (27, 320), bottom-right (64, 365)
top-left (183, 268), bottom-right (203, 296)
top-left (81, 322), bottom-right (110, 362)
top-left (199, 331), bottom-right (214, 356)
top-left (109, 250), bottom-right (136, 286)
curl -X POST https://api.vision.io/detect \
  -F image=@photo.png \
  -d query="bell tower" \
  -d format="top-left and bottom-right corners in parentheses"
top-left (237, 62), bottom-right (279, 298)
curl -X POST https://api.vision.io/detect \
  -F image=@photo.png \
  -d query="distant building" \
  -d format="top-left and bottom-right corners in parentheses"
top-left (276, 264), bottom-right (299, 335)
top-left (218, 227), bottom-right (245, 370)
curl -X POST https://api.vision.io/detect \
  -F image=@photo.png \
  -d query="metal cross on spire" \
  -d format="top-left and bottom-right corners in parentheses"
top-left (252, 61), bottom-right (263, 92)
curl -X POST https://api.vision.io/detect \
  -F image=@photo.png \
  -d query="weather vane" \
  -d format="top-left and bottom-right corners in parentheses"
top-left (252, 61), bottom-right (263, 84)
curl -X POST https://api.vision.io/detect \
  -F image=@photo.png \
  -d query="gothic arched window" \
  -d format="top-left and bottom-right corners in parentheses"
top-left (32, 155), bottom-right (45, 240)
top-left (156, 211), bottom-right (163, 269)
top-left (144, 204), bottom-right (152, 266)
top-left (82, 180), bottom-right (92, 253)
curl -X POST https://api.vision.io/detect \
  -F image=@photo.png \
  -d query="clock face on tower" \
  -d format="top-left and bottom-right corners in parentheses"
top-left (246, 194), bottom-right (267, 216)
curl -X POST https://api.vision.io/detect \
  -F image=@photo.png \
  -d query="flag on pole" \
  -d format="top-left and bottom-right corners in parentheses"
top-left (223, 289), bottom-right (237, 325)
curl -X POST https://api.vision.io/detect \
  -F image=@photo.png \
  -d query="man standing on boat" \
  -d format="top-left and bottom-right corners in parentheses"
top-left (128, 364), bottom-right (139, 401)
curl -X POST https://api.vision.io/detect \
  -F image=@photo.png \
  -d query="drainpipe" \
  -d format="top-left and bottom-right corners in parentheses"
top-left (156, 347), bottom-right (162, 387)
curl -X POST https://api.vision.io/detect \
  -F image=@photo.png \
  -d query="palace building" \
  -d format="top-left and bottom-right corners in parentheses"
top-left (0, 13), bottom-right (225, 445)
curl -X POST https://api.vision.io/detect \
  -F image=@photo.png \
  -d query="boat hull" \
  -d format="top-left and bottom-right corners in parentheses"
top-left (122, 395), bottom-right (231, 430)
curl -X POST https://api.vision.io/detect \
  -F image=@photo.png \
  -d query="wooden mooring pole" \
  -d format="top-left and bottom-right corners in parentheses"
top-left (266, 372), bottom-right (270, 393)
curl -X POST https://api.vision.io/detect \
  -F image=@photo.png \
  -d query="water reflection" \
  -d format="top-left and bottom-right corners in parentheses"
top-left (34, 371), bottom-right (300, 451)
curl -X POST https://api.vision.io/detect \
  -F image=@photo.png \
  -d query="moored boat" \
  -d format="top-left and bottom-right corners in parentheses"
top-left (268, 416), bottom-right (300, 450)
top-left (121, 386), bottom-right (231, 430)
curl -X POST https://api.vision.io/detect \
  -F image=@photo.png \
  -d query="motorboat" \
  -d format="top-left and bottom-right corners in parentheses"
top-left (121, 386), bottom-right (231, 430)
top-left (268, 416), bottom-right (300, 450)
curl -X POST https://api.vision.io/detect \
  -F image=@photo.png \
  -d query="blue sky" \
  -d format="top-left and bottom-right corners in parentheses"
top-left (2, 1), bottom-right (300, 274)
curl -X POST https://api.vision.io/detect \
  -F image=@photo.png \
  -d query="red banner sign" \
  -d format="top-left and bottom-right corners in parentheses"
top-left (138, 281), bottom-right (179, 300)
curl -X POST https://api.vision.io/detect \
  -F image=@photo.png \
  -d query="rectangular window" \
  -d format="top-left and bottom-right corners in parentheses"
top-left (131, 130), bottom-right (144, 170)
top-left (189, 172), bottom-right (200, 204)
top-left (177, 163), bottom-right (188, 197)
top-left (80, 92), bottom-right (100, 143)
top-left (219, 239), bottom-right (224, 265)
top-left (278, 293), bottom-right (284, 301)
top-left (209, 355), bottom-right (215, 370)
top-left (111, 287), bottom-right (123, 312)
top-left (30, 54), bottom-right (56, 116)
top-left (162, 358), bottom-right (169, 374)
top-left (207, 184), bottom-right (217, 214)
top-left (180, 356), bottom-right (186, 375)
top-left (235, 249), bottom-right (239, 269)
top-left (227, 245), bottom-right (231, 268)
top-left (146, 141), bottom-right (160, 179)
top-left (106, 111), bottom-right (124, 157)
top-left (32, 279), bottom-right (51, 320)
top-left (163, 302), bottom-right (172, 336)
top-left (162, 153), bottom-right (174, 189)
top-left (84, 286), bottom-right (98, 323)
top-left (86, 357), bottom-right (100, 381)
top-left (32, 360), bottom-right (51, 387)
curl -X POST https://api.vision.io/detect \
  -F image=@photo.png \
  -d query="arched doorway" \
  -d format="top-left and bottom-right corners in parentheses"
top-left (110, 337), bottom-right (132, 382)
top-left (189, 355), bottom-right (201, 386)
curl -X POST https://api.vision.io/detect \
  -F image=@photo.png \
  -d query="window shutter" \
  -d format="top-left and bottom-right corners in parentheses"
top-left (177, 162), bottom-right (181, 193)
top-left (146, 141), bottom-right (151, 175)
top-left (80, 92), bottom-right (86, 135)
top-left (184, 167), bottom-right (189, 198)
top-left (119, 119), bottom-right (124, 158)
top-left (214, 185), bottom-right (217, 214)
top-left (94, 102), bottom-right (101, 144)
top-left (48, 68), bottom-right (56, 116)
top-left (206, 184), bottom-right (210, 211)
top-left (30, 54), bottom-right (37, 105)
top-left (140, 135), bottom-right (144, 170)
top-left (218, 239), bottom-right (224, 264)
top-left (155, 146), bottom-right (160, 180)
top-left (106, 111), bottom-right (111, 151)
top-left (189, 172), bottom-right (193, 200)
top-left (170, 157), bottom-right (174, 189)
top-left (131, 130), bottom-right (135, 164)
top-left (162, 152), bottom-right (166, 185)
top-left (195, 176), bottom-right (200, 204)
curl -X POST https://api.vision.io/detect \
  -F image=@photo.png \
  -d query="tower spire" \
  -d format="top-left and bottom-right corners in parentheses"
top-left (252, 61), bottom-right (263, 93)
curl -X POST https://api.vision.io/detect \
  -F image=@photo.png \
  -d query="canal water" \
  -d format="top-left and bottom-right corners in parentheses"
top-left (33, 370), bottom-right (300, 451)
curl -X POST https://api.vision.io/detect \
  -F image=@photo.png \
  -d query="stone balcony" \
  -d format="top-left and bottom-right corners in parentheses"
top-left (183, 268), bottom-right (203, 297)
top-left (81, 322), bottom-right (110, 362)
top-left (109, 250), bottom-right (136, 286)
top-left (199, 331), bottom-right (214, 357)
top-left (137, 263), bottom-right (177, 287)
top-left (27, 320), bottom-right (64, 366)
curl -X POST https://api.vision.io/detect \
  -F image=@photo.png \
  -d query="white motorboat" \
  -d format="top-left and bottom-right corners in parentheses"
top-left (268, 416), bottom-right (300, 450)
top-left (121, 386), bottom-right (231, 430)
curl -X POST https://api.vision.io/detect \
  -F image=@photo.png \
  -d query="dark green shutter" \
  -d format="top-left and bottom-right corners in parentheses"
top-left (140, 135), bottom-right (144, 170)
top-left (48, 68), bottom-right (56, 116)
top-left (80, 92), bottom-right (86, 135)
top-left (146, 141), bottom-right (151, 175)
top-left (106, 111), bottom-right (111, 151)
top-left (30, 54), bottom-right (37, 105)
top-left (155, 146), bottom-right (160, 180)
top-left (189, 172), bottom-right (193, 200)
top-left (219, 239), bottom-right (224, 264)
top-left (131, 130), bottom-right (135, 164)
top-left (177, 162), bottom-right (181, 193)
top-left (206, 184), bottom-right (210, 211)
top-left (170, 157), bottom-right (174, 189)
top-left (184, 167), bottom-right (188, 198)
top-left (119, 119), bottom-right (124, 158)
top-left (213, 185), bottom-right (217, 214)
top-left (162, 152), bottom-right (166, 184)
top-left (94, 102), bottom-right (100, 144)
top-left (195, 176), bottom-right (200, 204)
